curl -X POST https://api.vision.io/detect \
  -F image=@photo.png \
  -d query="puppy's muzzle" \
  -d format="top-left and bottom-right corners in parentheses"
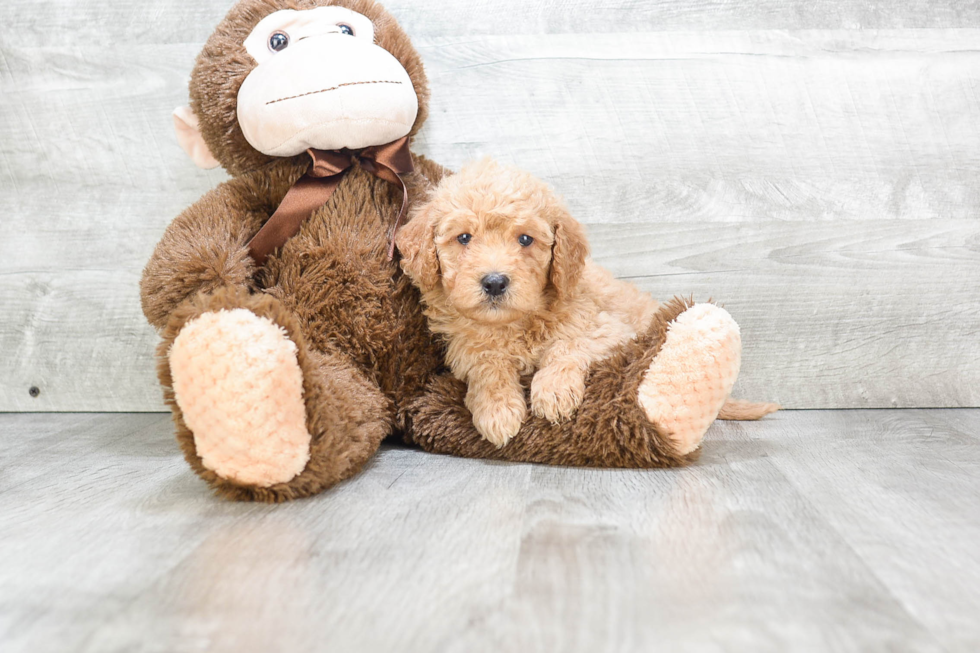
top-left (481, 273), bottom-right (509, 298)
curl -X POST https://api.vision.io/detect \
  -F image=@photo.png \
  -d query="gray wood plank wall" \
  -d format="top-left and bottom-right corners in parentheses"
top-left (1, 1), bottom-right (978, 411)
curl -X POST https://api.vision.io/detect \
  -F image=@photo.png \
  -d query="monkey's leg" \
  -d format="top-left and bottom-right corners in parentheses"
top-left (405, 298), bottom-right (740, 467)
top-left (160, 286), bottom-right (391, 502)
top-left (635, 300), bottom-right (742, 455)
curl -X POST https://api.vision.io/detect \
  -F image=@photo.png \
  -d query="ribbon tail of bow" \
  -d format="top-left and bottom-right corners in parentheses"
top-left (359, 137), bottom-right (415, 261)
top-left (387, 175), bottom-right (409, 261)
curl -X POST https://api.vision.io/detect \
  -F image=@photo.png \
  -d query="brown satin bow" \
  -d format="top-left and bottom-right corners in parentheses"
top-left (247, 136), bottom-right (415, 265)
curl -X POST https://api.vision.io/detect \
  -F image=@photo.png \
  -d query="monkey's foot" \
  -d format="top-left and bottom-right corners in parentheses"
top-left (637, 304), bottom-right (742, 455)
top-left (169, 308), bottom-right (311, 487)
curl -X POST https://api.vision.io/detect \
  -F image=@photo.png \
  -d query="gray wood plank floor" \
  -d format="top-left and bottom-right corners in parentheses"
top-left (0, 410), bottom-right (978, 653)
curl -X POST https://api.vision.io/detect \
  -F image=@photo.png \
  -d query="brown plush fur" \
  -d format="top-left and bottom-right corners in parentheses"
top-left (143, 0), bottom-right (763, 501)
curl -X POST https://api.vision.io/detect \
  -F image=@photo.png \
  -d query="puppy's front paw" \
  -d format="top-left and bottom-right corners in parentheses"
top-left (473, 402), bottom-right (527, 449)
top-left (465, 388), bottom-right (527, 448)
top-left (531, 366), bottom-right (585, 424)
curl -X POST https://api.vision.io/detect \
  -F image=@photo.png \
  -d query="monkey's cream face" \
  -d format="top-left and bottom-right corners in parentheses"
top-left (236, 6), bottom-right (419, 156)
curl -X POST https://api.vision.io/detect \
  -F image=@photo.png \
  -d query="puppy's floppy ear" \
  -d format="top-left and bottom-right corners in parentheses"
top-left (549, 208), bottom-right (589, 300)
top-left (396, 204), bottom-right (441, 292)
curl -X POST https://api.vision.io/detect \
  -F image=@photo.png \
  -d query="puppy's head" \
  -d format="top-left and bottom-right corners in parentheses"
top-left (397, 158), bottom-right (588, 324)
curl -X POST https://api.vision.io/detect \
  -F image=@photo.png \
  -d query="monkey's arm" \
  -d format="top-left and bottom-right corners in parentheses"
top-left (140, 176), bottom-right (271, 330)
top-left (142, 153), bottom-right (446, 331)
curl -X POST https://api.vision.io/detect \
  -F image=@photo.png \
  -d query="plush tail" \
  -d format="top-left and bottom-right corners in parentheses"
top-left (717, 398), bottom-right (780, 421)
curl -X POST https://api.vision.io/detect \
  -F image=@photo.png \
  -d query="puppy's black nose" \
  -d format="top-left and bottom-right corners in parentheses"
top-left (481, 273), bottom-right (509, 297)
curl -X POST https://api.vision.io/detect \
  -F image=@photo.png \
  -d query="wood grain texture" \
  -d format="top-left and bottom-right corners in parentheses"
top-left (4, 0), bottom-right (980, 46)
top-left (741, 409), bottom-right (980, 652)
top-left (588, 219), bottom-right (980, 409)
top-left (1, 410), bottom-right (978, 652)
top-left (1, 3), bottom-right (978, 409)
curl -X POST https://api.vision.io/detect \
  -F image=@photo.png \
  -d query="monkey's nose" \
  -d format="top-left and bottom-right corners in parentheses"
top-left (481, 273), bottom-right (510, 297)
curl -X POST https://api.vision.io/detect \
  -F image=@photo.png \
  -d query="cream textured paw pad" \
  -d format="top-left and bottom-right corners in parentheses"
top-left (169, 309), bottom-right (311, 487)
top-left (637, 304), bottom-right (742, 455)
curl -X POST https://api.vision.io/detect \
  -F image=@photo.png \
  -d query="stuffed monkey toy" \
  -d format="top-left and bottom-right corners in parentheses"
top-left (142, 0), bottom-right (774, 502)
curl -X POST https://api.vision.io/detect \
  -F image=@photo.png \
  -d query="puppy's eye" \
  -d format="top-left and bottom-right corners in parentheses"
top-left (518, 234), bottom-right (534, 247)
top-left (338, 24), bottom-right (355, 36)
top-left (268, 31), bottom-right (289, 52)
top-left (457, 233), bottom-right (472, 245)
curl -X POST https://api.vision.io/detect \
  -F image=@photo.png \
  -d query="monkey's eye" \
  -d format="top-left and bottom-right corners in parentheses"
top-left (457, 234), bottom-right (472, 245)
top-left (338, 24), bottom-right (355, 36)
top-left (268, 31), bottom-right (289, 52)
top-left (518, 234), bottom-right (534, 247)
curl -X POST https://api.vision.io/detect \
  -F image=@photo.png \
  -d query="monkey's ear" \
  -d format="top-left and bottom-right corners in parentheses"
top-left (549, 209), bottom-right (589, 301)
top-left (173, 106), bottom-right (221, 170)
top-left (395, 206), bottom-right (441, 292)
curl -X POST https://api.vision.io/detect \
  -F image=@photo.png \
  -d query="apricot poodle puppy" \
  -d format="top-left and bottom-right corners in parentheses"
top-left (396, 158), bottom-right (664, 447)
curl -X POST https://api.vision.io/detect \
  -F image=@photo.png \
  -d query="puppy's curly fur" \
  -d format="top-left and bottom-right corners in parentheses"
top-left (397, 159), bottom-right (663, 447)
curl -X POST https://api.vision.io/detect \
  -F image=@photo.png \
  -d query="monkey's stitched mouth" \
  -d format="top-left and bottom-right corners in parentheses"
top-left (266, 80), bottom-right (404, 105)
